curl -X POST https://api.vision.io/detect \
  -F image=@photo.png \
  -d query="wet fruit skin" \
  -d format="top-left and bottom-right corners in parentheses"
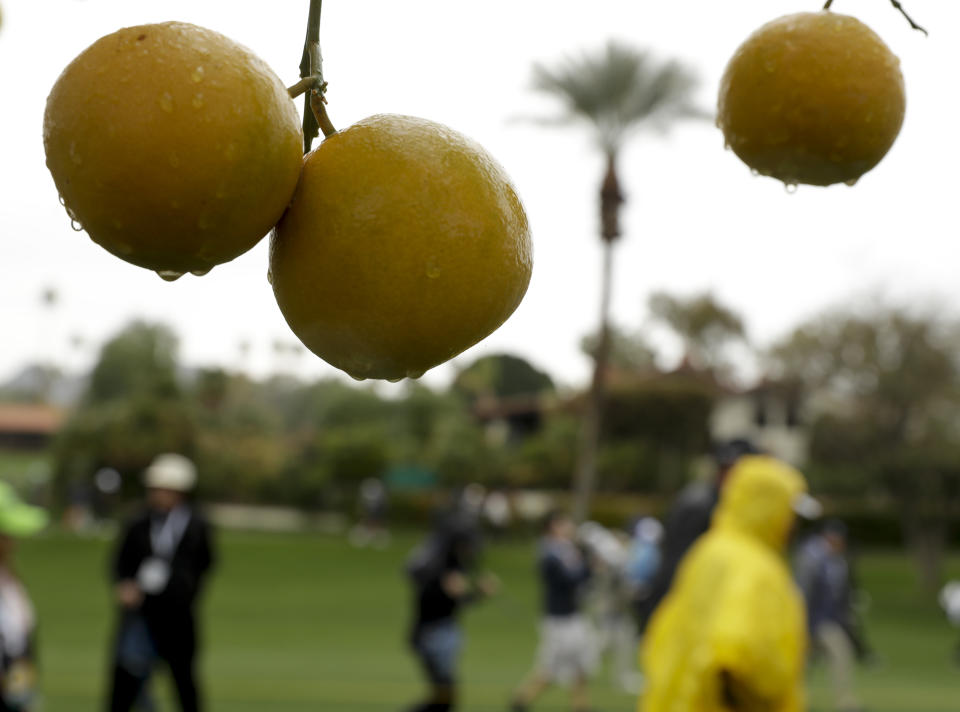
top-left (718, 11), bottom-right (906, 187)
top-left (269, 114), bottom-right (533, 382)
top-left (43, 22), bottom-right (303, 276)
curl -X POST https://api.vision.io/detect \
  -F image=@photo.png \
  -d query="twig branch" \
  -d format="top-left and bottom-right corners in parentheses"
top-left (890, 0), bottom-right (928, 36)
top-left (822, 0), bottom-right (928, 36)
top-left (287, 76), bottom-right (321, 99)
top-left (297, 0), bottom-right (337, 154)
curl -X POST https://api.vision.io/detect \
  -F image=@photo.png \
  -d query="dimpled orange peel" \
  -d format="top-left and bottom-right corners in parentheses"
top-left (43, 22), bottom-right (303, 279)
top-left (718, 11), bottom-right (906, 187)
top-left (269, 114), bottom-right (533, 382)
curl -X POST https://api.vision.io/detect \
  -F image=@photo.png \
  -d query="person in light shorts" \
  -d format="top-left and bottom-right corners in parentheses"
top-left (510, 510), bottom-right (596, 712)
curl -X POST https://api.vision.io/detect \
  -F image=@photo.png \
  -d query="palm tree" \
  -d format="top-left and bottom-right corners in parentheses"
top-left (531, 42), bottom-right (704, 521)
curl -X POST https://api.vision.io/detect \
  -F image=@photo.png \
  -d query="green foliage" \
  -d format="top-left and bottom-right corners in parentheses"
top-left (54, 395), bottom-right (197, 496)
top-left (508, 414), bottom-right (580, 488)
top-left (87, 320), bottom-right (180, 404)
top-left (452, 353), bottom-right (554, 402)
top-left (580, 324), bottom-right (656, 373)
top-left (771, 304), bottom-right (960, 587)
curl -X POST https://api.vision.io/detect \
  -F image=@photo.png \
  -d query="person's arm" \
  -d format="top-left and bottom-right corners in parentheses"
top-left (111, 519), bottom-right (144, 609)
top-left (440, 570), bottom-right (499, 604)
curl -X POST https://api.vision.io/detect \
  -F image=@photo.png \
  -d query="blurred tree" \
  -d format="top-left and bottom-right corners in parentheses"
top-left (770, 305), bottom-right (960, 590)
top-left (452, 353), bottom-right (554, 402)
top-left (87, 321), bottom-right (180, 403)
top-left (531, 41), bottom-right (703, 520)
top-left (648, 291), bottom-right (746, 375)
top-left (54, 321), bottom-right (191, 498)
top-left (580, 324), bottom-right (657, 374)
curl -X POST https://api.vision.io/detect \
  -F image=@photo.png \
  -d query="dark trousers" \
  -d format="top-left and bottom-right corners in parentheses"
top-left (108, 612), bottom-right (200, 712)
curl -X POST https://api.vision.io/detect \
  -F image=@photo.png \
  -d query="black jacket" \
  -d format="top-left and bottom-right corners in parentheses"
top-left (637, 481), bottom-right (718, 630)
top-left (112, 507), bottom-right (215, 620)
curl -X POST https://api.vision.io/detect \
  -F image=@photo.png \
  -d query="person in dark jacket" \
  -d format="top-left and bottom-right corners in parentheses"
top-left (404, 501), bottom-right (498, 712)
top-left (107, 454), bottom-right (215, 712)
top-left (636, 438), bottom-right (759, 631)
top-left (510, 510), bottom-right (596, 712)
top-left (795, 520), bottom-right (865, 712)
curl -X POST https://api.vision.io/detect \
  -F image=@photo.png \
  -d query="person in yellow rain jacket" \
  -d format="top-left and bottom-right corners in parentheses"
top-left (640, 455), bottom-right (820, 712)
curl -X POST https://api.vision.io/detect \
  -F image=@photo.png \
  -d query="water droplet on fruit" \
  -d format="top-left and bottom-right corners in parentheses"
top-left (58, 194), bottom-right (66, 206)
top-left (156, 270), bottom-right (184, 282)
top-left (115, 242), bottom-right (133, 255)
top-left (70, 219), bottom-right (83, 232)
top-left (266, 270), bottom-right (274, 285)
top-left (750, 168), bottom-right (760, 177)
top-left (159, 92), bottom-right (174, 113)
top-left (784, 183), bottom-right (798, 194)
top-left (192, 93), bottom-right (205, 109)
top-left (386, 376), bottom-right (404, 384)
top-left (405, 369), bottom-right (425, 380)
top-left (191, 66), bottom-right (205, 83)
top-left (844, 177), bottom-right (859, 187)
top-left (68, 141), bottom-right (83, 165)
top-left (425, 258), bottom-right (441, 279)
top-left (190, 267), bottom-right (211, 277)
top-left (349, 374), bottom-right (367, 383)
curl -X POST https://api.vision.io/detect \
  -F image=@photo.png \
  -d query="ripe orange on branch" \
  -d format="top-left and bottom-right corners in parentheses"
top-left (43, 22), bottom-right (303, 278)
top-left (269, 114), bottom-right (532, 382)
top-left (718, 11), bottom-right (906, 187)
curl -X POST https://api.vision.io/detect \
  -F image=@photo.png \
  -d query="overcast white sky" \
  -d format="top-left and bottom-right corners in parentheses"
top-left (0, 0), bottom-right (955, 390)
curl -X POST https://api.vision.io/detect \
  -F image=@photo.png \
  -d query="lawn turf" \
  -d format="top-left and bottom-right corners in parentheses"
top-left (15, 529), bottom-right (960, 711)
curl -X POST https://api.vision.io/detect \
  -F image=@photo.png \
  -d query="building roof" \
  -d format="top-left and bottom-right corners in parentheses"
top-left (0, 403), bottom-right (65, 435)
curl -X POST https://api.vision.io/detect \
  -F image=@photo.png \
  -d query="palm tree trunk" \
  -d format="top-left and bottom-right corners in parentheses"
top-left (572, 153), bottom-right (623, 522)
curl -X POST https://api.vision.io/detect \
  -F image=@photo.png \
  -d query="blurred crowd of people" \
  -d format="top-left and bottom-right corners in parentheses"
top-left (1, 439), bottom-right (959, 712)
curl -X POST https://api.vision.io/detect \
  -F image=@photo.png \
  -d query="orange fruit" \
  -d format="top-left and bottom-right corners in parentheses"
top-left (269, 114), bottom-right (532, 382)
top-left (43, 22), bottom-right (303, 278)
top-left (718, 11), bottom-right (906, 187)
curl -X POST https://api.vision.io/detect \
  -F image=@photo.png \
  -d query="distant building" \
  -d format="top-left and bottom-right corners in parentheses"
top-left (710, 380), bottom-right (809, 466)
top-left (0, 403), bottom-right (65, 450)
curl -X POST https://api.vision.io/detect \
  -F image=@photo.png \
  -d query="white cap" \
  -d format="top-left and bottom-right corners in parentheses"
top-left (792, 493), bottom-right (823, 520)
top-left (144, 453), bottom-right (197, 492)
top-left (634, 517), bottom-right (664, 543)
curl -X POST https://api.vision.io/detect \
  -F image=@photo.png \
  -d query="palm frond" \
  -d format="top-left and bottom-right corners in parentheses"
top-left (532, 41), bottom-right (706, 153)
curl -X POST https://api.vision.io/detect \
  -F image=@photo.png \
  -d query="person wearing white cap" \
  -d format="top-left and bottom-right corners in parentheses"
top-left (0, 481), bottom-right (48, 712)
top-left (106, 454), bottom-right (215, 712)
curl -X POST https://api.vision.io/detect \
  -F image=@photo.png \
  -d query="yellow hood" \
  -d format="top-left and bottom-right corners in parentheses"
top-left (713, 455), bottom-right (808, 551)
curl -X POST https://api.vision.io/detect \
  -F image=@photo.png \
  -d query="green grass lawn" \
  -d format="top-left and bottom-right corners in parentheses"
top-left (15, 529), bottom-right (960, 711)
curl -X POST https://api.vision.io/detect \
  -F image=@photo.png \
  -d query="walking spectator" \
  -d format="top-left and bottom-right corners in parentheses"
top-left (107, 454), bottom-right (216, 712)
top-left (404, 508), bottom-right (498, 712)
top-left (349, 478), bottom-right (390, 549)
top-left (795, 520), bottom-right (867, 712)
top-left (0, 482), bottom-right (48, 712)
top-left (641, 456), bottom-right (817, 712)
top-left (510, 510), bottom-right (597, 712)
